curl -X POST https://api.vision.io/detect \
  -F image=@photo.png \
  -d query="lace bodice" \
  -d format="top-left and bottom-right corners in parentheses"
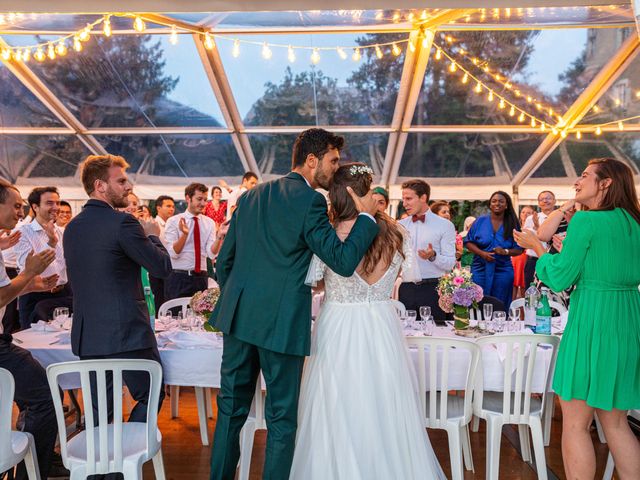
top-left (305, 229), bottom-right (421, 303)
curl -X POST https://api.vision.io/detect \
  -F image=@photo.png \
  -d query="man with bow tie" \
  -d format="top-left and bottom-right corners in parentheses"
top-left (398, 179), bottom-right (456, 321)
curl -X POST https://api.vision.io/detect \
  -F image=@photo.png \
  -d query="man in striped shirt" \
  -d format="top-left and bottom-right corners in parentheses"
top-left (15, 186), bottom-right (72, 328)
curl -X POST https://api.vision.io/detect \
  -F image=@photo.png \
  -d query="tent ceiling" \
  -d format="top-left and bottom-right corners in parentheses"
top-left (1, 4), bottom-right (640, 201)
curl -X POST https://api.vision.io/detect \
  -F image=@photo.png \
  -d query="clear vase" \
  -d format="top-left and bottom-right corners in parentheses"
top-left (453, 305), bottom-right (470, 330)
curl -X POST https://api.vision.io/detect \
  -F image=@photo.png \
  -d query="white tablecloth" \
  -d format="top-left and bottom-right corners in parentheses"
top-left (14, 325), bottom-right (555, 393)
top-left (12, 328), bottom-right (224, 390)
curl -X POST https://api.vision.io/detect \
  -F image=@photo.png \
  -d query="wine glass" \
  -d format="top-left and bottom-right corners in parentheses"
top-left (493, 311), bottom-right (506, 333)
top-left (406, 310), bottom-right (417, 330)
top-left (419, 306), bottom-right (431, 322)
top-left (508, 307), bottom-right (520, 332)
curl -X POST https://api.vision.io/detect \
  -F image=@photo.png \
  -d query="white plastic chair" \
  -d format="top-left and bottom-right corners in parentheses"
top-left (237, 378), bottom-right (266, 480)
top-left (474, 334), bottom-right (560, 480)
top-left (509, 297), bottom-right (567, 316)
top-left (0, 368), bottom-right (40, 480)
top-left (602, 409), bottom-right (640, 480)
top-left (46, 359), bottom-right (165, 480)
top-left (406, 337), bottom-right (480, 480)
top-left (159, 297), bottom-right (214, 445)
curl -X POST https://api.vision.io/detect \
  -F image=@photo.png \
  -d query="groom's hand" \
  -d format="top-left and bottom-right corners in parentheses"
top-left (346, 187), bottom-right (378, 217)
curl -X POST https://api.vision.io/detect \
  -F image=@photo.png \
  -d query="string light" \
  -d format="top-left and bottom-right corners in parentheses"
top-left (55, 41), bottom-right (67, 56)
top-left (34, 48), bottom-right (45, 62)
top-left (133, 16), bottom-right (146, 32)
top-left (435, 48), bottom-right (442, 60)
top-left (78, 26), bottom-right (90, 42)
top-left (169, 25), bottom-right (179, 45)
top-left (461, 73), bottom-right (468, 84)
top-left (474, 82), bottom-right (482, 94)
top-left (203, 33), bottom-right (215, 50)
top-left (21, 48), bottom-right (30, 62)
top-left (518, 112), bottom-right (525, 122)
top-left (595, 126), bottom-right (602, 135)
top-left (73, 36), bottom-right (82, 52)
top-left (47, 44), bottom-right (56, 60)
top-left (576, 131), bottom-right (582, 139)
top-left (375, 45), bottom-right (383, 59)
top-left (1, 49), bottom-right (10, 61)
top-left (103, 16), bottom-right (112, 37)
top-left (391, 43), bottom-right (401, 56)
top-left (352, 47), bottom-right (361, 62)
top-left (618, 121), bottom-right (624, 131)
top-left (530, 117), bottom-right (536, 128)
top-left (232, 39), bottom-right (240, 58)
top-left (337, 47), bottom-right (347, 60)
top-left (449, 61), bottom-right (457, 73)
top-left (287, 45), bottom-right (295, 63)
top-left (509, 105), bottom-right (516, 117)
top-left (408, 40), bottom-right (416, 53)
top-left (487, 90), bottom-right (494, 102)
top-left (261, 42), bottom-right (272, 60)
top-left (498, 98), bottom-right (505, 109)
top-left (311, 48), bottom-right (320, 65)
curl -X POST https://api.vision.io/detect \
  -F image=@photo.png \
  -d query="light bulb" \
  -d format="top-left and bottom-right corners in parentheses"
top-left (461, 73), bottom-right (468, 84)
top-left (21, 49), bottom-right (30, 62)
top-left (530, 118), bottom-right (536, 128)
top-left (375, 45), bottom-right (383, 59)
top-left (261, 42), bottom-right (272, 60)
top-left (592, 105), bottom-right (600, 113)
top-left (133, 16), bottom-right (146, 33)
top-left (540, 123), bottom-right (546, 132)
top-left (47, 44), bottom-right (56, 60)
top-left (391, 43), bottom-right (401, 56)
top-left (505, 82), bottom-right (512, 90)
top-left (636, 90), bottom-right (640, 99)
top-left (352, 48), bottom-right (361, 62)
top-left (392, 12), bottom-right (400, 22)
top-left (560, 130), bottom-right (567, 138)
top-left (12, 50), bottom-right (21, 61)
top-left (204, 33), bottom-right (215, 50)
top-left (509, 106), bottom-right (515, 116)
top-left (420, 10), bottom-right (427, 20)
top-left (1, 49), bottom-right (10, 61)
top-left (472, 57), bottom-right (479, 65)
top-left (169, 25), bottom-right (179, 45)
top-left (487, 91), bottom-right (494, 101)
top-left (287, 45), bottom-right (295, 63)
top-left (498, 98), bottom-right (505, 109)
top-left (552, 127), bottom-right (558, 135)
top-left (474, 82), bottom-right (482, 94)
top-left (78, 25), bottom-right (91, 42)
top-left (422, 37), bottom-right (430, 48)
top-left (576, 131), bottom-right (582, 139)
top-left (311, 48), bottom-right (320, 65)
top-left (526, 96), bottom-right (532, 103)
top-left (408, 40), bottom-right (416, 53)
top-left (448, 62), bottom-right (457, 73)
top-left (595, 126), bottom-right (602, 135)
top-left (337, 47), bottom-right (347, 60)
top-left (55, 42), bottom-right (67, 56)
top-left (34, 48), bottom-right (45, 62)
top-left (618, 121), bottom-right (624, 131)
top-left (232, 39), bottom-right (240, 58)
top-left (73, 36), bottom-right (83, 52)
top-left (103, 17), bottom-right (112, 37)
top-left (518, 112), bottom-right (525, 122)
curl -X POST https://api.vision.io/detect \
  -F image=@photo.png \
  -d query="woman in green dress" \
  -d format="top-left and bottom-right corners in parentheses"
top-left (514, 158), bottom-right (640, 480)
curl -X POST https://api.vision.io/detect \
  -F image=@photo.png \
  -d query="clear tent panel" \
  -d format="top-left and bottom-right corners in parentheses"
top-left (0, 13), bottom-right (167, 32)
top-left (95, 134), bottom-right (244, 177)
top-left (0, 62), bottom-right (63, 127)
top-left (0, 134), bottom-right (92, 180)
top-left (398, 132), bottom-right (544, 178)
top-left (219, 33), bottom-right (407, 127)
top-left (411, 27), bottom-right (624, 126)
top-left (558, 132), bottom-right (640, 173)
top-left (249, 132), bottom-right (388, 177)
top-left (3, 33), bottom-right (226, 128)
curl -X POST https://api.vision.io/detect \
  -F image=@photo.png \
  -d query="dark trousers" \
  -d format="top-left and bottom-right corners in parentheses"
top-left (80, 346), bottom-right (166, 424)
top-left (524, 256), bottom-right (538, 288)
top-left (398, 279), bottom-right (449, 322)
top-left (1, 267), bottom-right (20, 334)
top-left (164, 271), bottom-right (208, 302)
top-left (0, 335), bottom-right (58, 480)
top-left (148, 275), bottom-right (166, 313)
top-left (211, 334), bottom-right (305, 480)
top-left (18, 284), bottom-right (73, 329)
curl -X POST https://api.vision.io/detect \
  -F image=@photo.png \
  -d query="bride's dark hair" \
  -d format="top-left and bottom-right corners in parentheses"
top-left (328, 162), bottom-right (404, 276)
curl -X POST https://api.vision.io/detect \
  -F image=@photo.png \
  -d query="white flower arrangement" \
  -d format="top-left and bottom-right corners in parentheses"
top-left (349, 165), bottom-right (373, 176)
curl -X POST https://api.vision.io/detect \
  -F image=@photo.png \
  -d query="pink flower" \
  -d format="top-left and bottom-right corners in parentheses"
top-left (453, 276), bottom-right (464, 286)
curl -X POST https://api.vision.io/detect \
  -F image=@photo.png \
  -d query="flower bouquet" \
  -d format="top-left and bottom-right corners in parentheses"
top-left (190, 288), bottom-right (221, 333)
top-left (437, 267), bottom-right (483, 330)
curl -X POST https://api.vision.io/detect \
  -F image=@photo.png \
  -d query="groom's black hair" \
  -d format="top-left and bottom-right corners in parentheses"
top-left (291, 128), bottom-right (345, 169)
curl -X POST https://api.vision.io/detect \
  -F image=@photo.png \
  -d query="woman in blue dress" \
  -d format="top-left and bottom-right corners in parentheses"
top-left (464, 191), bottom-right (523, 308)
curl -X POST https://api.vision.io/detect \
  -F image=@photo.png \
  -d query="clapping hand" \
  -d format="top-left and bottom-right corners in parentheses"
top-left (513, 229), bottom-right (539, 250)
top-left (0, 230), bottom-right (20, 250)
top-left (140, 218), bottom-right (161, 237)
top-left (346, 187), bottom-right (378, 217)
top-left (42, 219), bottom-right (58, 246)
top-left (178, 218), bottom-right (190, 236)
top-left (552, 234), bottom-right (565, 253)
top-left (32, 274), bottom-right (59, 292)
top-left (418, 243), bottom-right (436, 261)
top-left (532, 211), bottom-right (540, 229)
top-left (24, 249), bottom-right (56, 277)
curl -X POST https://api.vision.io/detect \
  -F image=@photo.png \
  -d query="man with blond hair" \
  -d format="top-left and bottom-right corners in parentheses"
top-left (64, 154), bottom-right (172, 423)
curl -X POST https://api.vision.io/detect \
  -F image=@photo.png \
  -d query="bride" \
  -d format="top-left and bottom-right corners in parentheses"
top-left (289, 163), bottom-right (445, 480)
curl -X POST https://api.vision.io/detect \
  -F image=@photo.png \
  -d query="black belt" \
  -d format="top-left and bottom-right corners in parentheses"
top-left (173, 269), bottom-right (208, 277)
top-left (415, 278), bottom-right (439, 286)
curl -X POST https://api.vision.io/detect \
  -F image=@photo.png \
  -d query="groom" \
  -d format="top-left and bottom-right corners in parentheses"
top-left (210, 128), bottom-right (379, 479)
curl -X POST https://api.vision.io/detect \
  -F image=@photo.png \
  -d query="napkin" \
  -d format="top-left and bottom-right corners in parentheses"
top-left (53, 331), bottom-right (71, 345)
top-left (31, 320), bottom-right (61, 332)
top-left (156, 331), bottom-right (221, 349)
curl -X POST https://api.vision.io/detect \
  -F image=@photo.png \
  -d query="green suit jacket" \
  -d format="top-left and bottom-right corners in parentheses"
top-left (210, 172), bottom-right (379, 356)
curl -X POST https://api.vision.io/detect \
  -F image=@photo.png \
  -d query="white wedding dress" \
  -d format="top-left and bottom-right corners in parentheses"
top-left (289, 233), bottom-right (446, 480)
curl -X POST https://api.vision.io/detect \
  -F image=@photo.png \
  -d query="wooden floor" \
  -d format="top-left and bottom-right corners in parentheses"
top-left (141, 388), bottom-right (614, 480)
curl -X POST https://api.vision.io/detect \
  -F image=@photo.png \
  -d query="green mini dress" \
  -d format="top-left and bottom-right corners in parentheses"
top-left (536, 208), bottom-right (640, 411)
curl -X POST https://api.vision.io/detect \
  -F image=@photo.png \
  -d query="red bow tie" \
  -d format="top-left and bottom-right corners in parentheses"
top-left (412, 214), bottom-right (426, 223)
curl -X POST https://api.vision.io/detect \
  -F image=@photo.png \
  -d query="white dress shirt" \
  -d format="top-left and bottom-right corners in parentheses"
top-left (399, 210), bottom-right (457, 280)
top-left (2, 217), bottom-right (32, 269)
top-left (226, 187), bottom-right (247, 218)
top-left (523, 212), bottom-right (549, 258)
top-left (155, 215), bottom-right (168, 244)
top-left (15, 220), bottom-right (67, 285)
top-left (0, 254), bottom-right (12, 334)
top-left (164, 211), bottom-right (216, 271)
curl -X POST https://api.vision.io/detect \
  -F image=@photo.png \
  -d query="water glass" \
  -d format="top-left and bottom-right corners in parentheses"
top-left (494, 311), bottom-right (506, 333)
top-left (52, 307), bottom-right (69, 328)
top-left (508, 307), bottom-right (520, 332)
top-left (483, 303), bottom-right (493, 322)
top-left (406, 310), bottom-right (417, 329)
top-left (424, 316), bottom-right (435, 336)
top-left (419, 306), bottom-right (431, 322)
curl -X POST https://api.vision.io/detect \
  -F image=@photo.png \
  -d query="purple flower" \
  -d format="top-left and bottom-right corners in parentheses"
top-left (473, 284), bottom-right (484, 302)
top-left (452, 286), bottom-right (476, 307)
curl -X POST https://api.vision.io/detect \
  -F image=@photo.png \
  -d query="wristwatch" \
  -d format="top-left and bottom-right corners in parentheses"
top-left (428, 251), bottom-right (437, 262)
top-left (505, 249), bottom-right (509, 255)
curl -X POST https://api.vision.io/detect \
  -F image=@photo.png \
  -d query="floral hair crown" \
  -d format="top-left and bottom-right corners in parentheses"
top-left (349, 165), bottom-right (373, 176)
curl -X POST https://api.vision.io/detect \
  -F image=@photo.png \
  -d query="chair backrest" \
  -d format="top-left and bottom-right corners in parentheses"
top-left (406, 337), bottom-right (480, 428)
top-left (158, 297), bottom-right (191, 317)
top-left (475, 334), bottom-right (560, 424)
top-left (0, 368), bottom-right (16, 462)
top-left (510, 297), bottom-right (567, 316)
top-left (390, 300), bottom-right (406, 317)
top-left (46, 359), bottom-right (162, 475)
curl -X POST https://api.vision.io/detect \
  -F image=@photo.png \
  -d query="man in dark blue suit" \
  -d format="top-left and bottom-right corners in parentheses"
top-left (64, 154), bottom-right (172, 422)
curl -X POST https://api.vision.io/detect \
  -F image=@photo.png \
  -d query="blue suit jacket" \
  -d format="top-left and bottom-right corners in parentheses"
top-left (64, 199), bottom-right (172, 356)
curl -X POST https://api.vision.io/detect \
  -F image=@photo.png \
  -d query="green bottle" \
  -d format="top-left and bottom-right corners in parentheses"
top-left (142, 268), bottom-right (156, 330)
top-left (535, 287), bottom-right (552, 334)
